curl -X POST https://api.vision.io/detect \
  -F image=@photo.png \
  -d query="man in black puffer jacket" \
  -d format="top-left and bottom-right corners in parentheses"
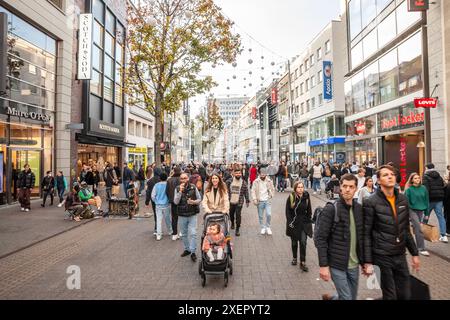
top-left (146, 167), bottom-right (162, 234)
top-left (422, 163), bottom-right (448, 242)
top-left (315, 174), bottom-right (364, 300)
top-left (363, 165), bottom-right (419, 300)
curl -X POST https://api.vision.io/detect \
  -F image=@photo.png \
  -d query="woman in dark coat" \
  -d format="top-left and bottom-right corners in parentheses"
top-left (285, 181), bottom-right (312, 272)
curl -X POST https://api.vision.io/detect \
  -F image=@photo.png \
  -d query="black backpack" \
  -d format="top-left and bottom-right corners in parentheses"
top-left (313, 201), bottom-right (339, 244)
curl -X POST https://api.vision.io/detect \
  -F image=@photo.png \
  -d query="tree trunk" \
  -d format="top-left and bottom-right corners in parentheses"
top-left (154, 92), bottom-right (164, 166)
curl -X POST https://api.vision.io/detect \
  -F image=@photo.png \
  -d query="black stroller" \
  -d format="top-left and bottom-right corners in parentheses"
top-left (198, 213), bottom-right (233, 287)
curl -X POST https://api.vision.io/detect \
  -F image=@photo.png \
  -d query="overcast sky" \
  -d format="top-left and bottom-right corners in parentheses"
top-left (190, 0), bottom-right (343, 117)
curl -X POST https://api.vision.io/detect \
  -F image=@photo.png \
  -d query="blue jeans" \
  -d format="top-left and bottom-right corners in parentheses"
top-left (277, 176), bottom-right (286, 191)
top-left (156, 205), bottom-right (172, 236)
top-left (330, 267), bottom-right (360, 300)
top-left (428, 201), bottom-right (447, 236)
top-left (257, 201), bottom-right (272, 229)
top-left (123, 180), bottom-right (129, 197)
top-left (57, 187), bottom-right (65, 203)
top-left (179, 215), bottom-right (198, 253)
top-left (322, 177), bottom-right (331, 190)
top-left (138, 180), bottom-right (145, 195)
top-left (302, 178), bottom-right (309, 189)
top-left (312, 178), bottom-right (321, 192)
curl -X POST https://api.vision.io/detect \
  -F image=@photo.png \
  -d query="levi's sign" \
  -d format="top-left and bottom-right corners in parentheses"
top-left (77, 14), bottom-right (92, 80)
top-left (408, 0), bottom-right (429, 11)
top-left (414, 98), bottom-right (438, 108)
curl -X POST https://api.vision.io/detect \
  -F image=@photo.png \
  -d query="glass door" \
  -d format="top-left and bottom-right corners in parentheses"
top-left (12, 149), bottom-right (41, 197)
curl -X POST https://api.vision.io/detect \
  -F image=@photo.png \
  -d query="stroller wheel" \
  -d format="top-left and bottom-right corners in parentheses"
top-left (201, 273), bottom-right (206, 287)
top-left (198, 261), bottom-right (203, 275)
top-left (224, 271), bottom-right (229, 287)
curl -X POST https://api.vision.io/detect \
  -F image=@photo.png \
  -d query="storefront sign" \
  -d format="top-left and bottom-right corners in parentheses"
top-left (379, 108), bottom-right (424, 133)
top-left (89, 119), bottom-right (124, 138)
top-left (0, 152), bottom-right (3, 193)
top-left (323, 61), bottom-right (333, 100)
top-left (6, 107), bottom-right (51, 122)
top-left (309, 137), bottom-right (345, 147)
top-left (271, 88), bottom-right (278, 105)
top-left (77, 14), bottom-right (93, 80)
top-left (128, 147), bottom-right (147, 154)
top-left (408, 0), bottom-right (429, 11)
top-left (335, 152), bottom-right (346, 163)
top-left (414, 98), bottom-right (437, 108)
top-left (251, 107), bottom-right (257, 119)
top-left (399, 138), bottom-right (408, 187)
top-left (355, 122), bottom-right (366, 135)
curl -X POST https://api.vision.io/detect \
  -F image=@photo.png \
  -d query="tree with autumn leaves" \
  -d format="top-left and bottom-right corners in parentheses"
top-left (125, 0), bottom-right (241, 165)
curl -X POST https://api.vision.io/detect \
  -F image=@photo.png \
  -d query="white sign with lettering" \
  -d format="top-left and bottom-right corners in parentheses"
top-left (77, 14), bottom-right (92, 80)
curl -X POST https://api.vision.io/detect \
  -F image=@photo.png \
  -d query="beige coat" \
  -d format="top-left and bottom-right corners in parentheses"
top-left (251, 177), bottom-right (275, 204)
top-left (202, 188), bottom-right (230, 214)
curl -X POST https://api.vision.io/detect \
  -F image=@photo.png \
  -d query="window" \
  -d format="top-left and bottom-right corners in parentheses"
top-left (318, 94), bottom-right (323, 105)
top-left (349, 0), bottom-right (362, 39)
top-left (361, 0), bottom-right (377, 29)
top-left (104, 55), bottom-right (114, 78)
top-left (295, 86), bottom-right (299, 98)
top-left (295, 69), bottom-right (298, 79)
top-left (364, 60), bottom-right (380, 108)
top-left (377, 0), bottom-right (393, 15)
top-left (115, 84), bottom-right (123, 106)
top-left (104, 77), bottom-right (113, 101)
top-left (310, 54), bottom-right (315, 66)
top-left (351, 41), bottom-right (363, 68)
top-left (363, 28), bottom-right (378, 59)
top-left (352, 71), bottom-right (366, 113)
top-left (311, 97), bottom-right (316, 109)
top-left (311, 75), bottom-right (316, 87)
top-left (345, 80), bottom-right (353, 115)
top-left (143, 124), bottom-right (148, 138)
top-left (128, 119), bottom-right (135, 135)
top-left (306, 100), bottom-right (310, 112)
top-left (93, 0), bottom-right (104, 22)
top-left (301, 102), bottom-right (305, 114)
top-left (318, 70), bottom-right (323, 83)
top-left (92, 45), bottom-right (103, 70)
top-left (305, 59), bottom-right (309, 70)
top-left (93, 21), bottom-right (104, 47)
top-left (105, 9), bottom-right (115, 34)
top-left (396, 1), bottom-right (421, 34)
top-left (49, 0), bottom-right (63, 9)
top-left (105, 32), bottom-right (114, 56)
top-left (379, 48), bottom-right (399, 103)
top-left (306, 79), bottom-right (310, 91)
top-left (300, 83), bottom-right (304, 95)
top-left (378, 12), bottom-right (396, 49)
top-left (317, 48), bottom-right (322, 60)
top-left (90, 70), bottom-right (102, 96)
top-left (136, 121), bottom-right (142, 137)
top-left (300, 64), bottom-right (304, 75)
top-left (398, 32), bottom-right (422, 96)
top-left (325, 40), bottom-right (331, 53)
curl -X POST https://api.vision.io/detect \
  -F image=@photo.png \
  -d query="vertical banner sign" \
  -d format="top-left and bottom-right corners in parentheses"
top-left (259, 108), bottom-right (264, 129)
top-left (77, 14), bottom-right (93, 80)
top-left (183, 100), bottom-right (189, 115)
top-left (251, 107), bottom-right (257, 119)
top-left (323, 61), bottom-right (333, 100)
top-left (0, 13), bottom-right (7, 96)
top-left (271, 88), bottom-right (278, 105)
top-left (407, 0), bottom-right (429, 11)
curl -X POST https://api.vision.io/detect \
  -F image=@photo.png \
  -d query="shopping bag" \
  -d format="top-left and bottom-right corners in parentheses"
top-left (112, 185), bottom-right (120, 196)
top-left (421, 223), bottom-right (439, 242)
top-left (410, 275), bottom-right (431, 300)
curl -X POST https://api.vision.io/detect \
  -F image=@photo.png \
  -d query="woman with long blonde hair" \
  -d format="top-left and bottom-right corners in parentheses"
top-left (404, 172), bottom-right (430, 256)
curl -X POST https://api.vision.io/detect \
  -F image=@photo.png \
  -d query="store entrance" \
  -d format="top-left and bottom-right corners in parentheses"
top-left (11, 149), bottom-right (42, 198)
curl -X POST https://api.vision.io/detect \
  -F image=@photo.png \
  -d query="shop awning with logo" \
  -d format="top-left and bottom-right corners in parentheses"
top-left (75, 133), bottom-right (136, 148)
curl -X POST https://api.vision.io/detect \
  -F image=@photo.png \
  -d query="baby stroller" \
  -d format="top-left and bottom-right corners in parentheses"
top-left (198, 213), bottom-right (233, 287)
top-left (325, 179), bottom-right (341, 200)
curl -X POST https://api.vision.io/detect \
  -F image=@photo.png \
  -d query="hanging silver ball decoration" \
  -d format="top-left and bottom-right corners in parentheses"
top-left (248, 48), bottom-right (252, 52)
top-left (244, 77), bottom-right (246, 80)
top-left (249, 83), bottom-right (252, 87)
top-left (212, 64), bottom-right (216, 68)
top-left (244, 86), bottom-right (246, 88)
top-left (249, 71), bottom-right (252, 75)
top-left (248, 59), bottom-right (253, 64)
top-left (232, 62), bottom-right (237, 67)
top-left (227, 86), bottom-right (230, 90)
top-left (261, 56), bottom-right (264, 59)
top-left (271, 62), bottom-right (275, 66)
top-left (232, 75), bottom-right (236, 79)
top-left (261, 67), bottom-right (264, 70)
top-left (272, 72), bottom-right (275, 75)
top-left (261, 76), bottom-right (264, 80)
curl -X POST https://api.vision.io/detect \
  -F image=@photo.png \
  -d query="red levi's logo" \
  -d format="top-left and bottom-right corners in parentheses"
top-left (414, 98), bottom-right (438, 108)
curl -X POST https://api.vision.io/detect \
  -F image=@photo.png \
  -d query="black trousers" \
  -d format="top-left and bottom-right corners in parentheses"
top-left (43, 189), bottom-right (54, 205)
top-left (152, 201), bottom-right (157, 231)
top-left (229, 204), bottom-right (242, 228)
top-left (374, 254), bottom-right (411, 300)
top-left (171, 203), bottom-right (178, 235)
top-left (291, 231), bottom-right (307, 262)
top-left (445, 205), bottom-right (450, 234)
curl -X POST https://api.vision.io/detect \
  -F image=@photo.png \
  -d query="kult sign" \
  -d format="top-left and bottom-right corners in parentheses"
top-left (323, 61), bottom-right (332, 100)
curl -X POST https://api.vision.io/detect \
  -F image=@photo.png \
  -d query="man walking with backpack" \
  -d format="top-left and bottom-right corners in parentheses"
top-left (363, 165), bottom-right (420, 300)
top-left (314, 174), bottom-right (364, 300)
top-left (226, 166), bottom-right (250, 236)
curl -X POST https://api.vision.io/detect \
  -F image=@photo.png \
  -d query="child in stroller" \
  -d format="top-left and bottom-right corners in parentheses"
top-left (199, 213), bottom-right (233, 287)
top-left (325, 175), bottom-right (340, 199)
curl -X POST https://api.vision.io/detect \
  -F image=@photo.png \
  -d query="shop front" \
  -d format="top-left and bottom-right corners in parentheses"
top-left (345, 115), bottom-right (377, 164)
top-left (127, 146), bottom-right (148, 170)
top-left (309, 137), bottom-right (346, 164)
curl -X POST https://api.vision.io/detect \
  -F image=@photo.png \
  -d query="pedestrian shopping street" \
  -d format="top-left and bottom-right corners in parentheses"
top-left (1, 190), bottom-right (449, 300)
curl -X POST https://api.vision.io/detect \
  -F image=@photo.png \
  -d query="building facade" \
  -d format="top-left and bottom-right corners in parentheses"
top-left (257, 83), bottom-right (279, 162)
top-left (289, 19), bottom-right (346, 165)
top-left (344, 0), bottom-right (448, 182)
top-left (0, 0), bottom-right (74, 204)
top-left (238, 96), bottom-right (258, 163)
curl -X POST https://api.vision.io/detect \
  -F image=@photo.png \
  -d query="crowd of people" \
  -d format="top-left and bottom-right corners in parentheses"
top-left (13, 157), bottom-right (450, 300)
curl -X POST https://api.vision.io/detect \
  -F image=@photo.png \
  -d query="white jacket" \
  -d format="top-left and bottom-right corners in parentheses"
top-left (251, 177), bottom-right (275, 203)
top-left (312, 165), bottom-right (323, 179)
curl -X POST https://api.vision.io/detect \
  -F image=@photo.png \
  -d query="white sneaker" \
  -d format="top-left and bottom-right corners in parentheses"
top-left (172, 235), bottom-right (178, 241)
top-left (179, 232), bottom-right (183, 238)
top-left (260, 228), bottom-right (266, 235)
top-left (156, 235), bottom-right (162, 241)
top-left (57, 203), bottom-right (63, 208)
top-left (266, 227), bottom-right (272, 235)
top-left (313, 192), bottom-right (317, 195)
top-left (420, 250), bottom-right (430, 256)
top-left (21, 207), bottom-right (25, 211)
top-left (25, 208), bottom-right (29, 212)
top-left (439, 236), bottom-right (449, 243)
top-left (153, 231), bottom-right (157, 235)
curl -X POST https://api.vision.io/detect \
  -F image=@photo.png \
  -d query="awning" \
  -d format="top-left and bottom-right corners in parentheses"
top-left (76, 133), bottom-right (136, 148)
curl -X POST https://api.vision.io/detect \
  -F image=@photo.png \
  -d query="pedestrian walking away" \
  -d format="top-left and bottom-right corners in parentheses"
top-left (251, 168), bottom-right (275, 235)
top-left (363, 165), bottom-right (420, 300)
top-left (146, 167), bottom-right (163, 234)
top-left (174, 172), bottom-right (202, 262)
top-left (56, 171), bottom-right (68, 207)
top-left (151, 172), bottom-right (172, 240)
top-left (41, 171), bottom-right (55, 207)
top-left (226, 166), bottom-right (250, 236)
top-left (285, 181), bottom-right (312, 272)
top-left (315, 174), bottom-right (364, 300)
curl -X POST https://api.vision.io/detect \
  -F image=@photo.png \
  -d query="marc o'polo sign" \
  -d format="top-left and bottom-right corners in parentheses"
top-left (77, 13), bottom-right (93, 80)
top-left (408, 0), bottom-right (429, 11)
top-left (6, 106), bottom-right (51, 122)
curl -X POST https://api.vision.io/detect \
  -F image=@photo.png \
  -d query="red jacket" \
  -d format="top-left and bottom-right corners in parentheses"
top-left (249, 167), bottom-right (258, 182)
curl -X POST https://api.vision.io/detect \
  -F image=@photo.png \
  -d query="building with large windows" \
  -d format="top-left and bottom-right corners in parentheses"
top-left (0, 0), bottom-right (73, 205)
top-left (344, 0), bottom-right (448, 181)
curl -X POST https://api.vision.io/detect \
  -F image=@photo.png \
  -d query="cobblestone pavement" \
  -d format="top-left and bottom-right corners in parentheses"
top-left (0, 188), bottom-right (449, 300)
